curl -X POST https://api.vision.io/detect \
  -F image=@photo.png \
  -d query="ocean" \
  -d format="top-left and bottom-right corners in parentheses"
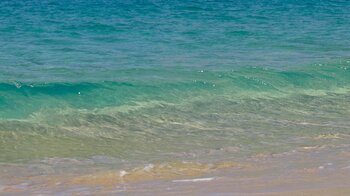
top-left (0, 0), bottom-right (350, 194)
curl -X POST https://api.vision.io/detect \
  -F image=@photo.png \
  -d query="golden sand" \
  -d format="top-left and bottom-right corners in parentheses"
top-left (71, 161), bottom-right (241, 186)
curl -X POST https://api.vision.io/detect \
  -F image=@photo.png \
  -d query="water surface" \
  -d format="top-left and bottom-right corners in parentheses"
top-left (0, 0), bottom-right (350, 193)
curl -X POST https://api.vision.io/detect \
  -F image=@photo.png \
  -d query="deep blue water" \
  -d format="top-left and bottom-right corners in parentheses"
top-left (1, 0), bottom-right (350, 81)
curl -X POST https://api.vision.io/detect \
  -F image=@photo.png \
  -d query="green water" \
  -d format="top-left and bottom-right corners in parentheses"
top-left (1, 61), bottom-right (350, 163)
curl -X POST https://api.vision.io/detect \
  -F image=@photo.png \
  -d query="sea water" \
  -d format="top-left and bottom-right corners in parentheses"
top-left (0, 0), bottom-right (350, 192)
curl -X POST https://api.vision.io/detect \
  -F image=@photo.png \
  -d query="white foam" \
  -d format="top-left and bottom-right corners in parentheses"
top-left (119, 170), bottom-right (128, 177)
top-left (143, 164), bottom-right (154, 172)
top-left (172, 177), bottom-right (214, 183)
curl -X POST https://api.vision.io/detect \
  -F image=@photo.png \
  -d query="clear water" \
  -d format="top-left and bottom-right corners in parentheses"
top-left (0, 0), bottom-right (350, 167)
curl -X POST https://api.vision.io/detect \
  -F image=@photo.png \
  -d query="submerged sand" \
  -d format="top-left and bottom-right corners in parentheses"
top-left (1, 145), bottom-right (350, 195)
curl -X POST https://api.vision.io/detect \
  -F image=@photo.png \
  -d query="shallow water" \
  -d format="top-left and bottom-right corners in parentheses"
top-left (1, 0), bottom-right (350, 194)
top-left (1, 62), bottom-right (350, 164)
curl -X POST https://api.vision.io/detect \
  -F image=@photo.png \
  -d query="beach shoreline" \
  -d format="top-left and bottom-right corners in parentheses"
top-left (1, 144), bottom-right (350, 195)
top-left (1, 0), bottom-right (350, 195)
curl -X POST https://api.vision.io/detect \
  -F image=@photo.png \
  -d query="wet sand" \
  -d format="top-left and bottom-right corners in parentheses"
top-left (259, 189), bottom-right (350, 196)
top-left (1, 145), bottom-right (350, 195)
top-left (118, 149), bottom-right (350, 196)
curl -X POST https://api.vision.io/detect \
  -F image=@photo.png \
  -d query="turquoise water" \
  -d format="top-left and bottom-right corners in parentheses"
top-left (1, 0), bottom-right (350, 165)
